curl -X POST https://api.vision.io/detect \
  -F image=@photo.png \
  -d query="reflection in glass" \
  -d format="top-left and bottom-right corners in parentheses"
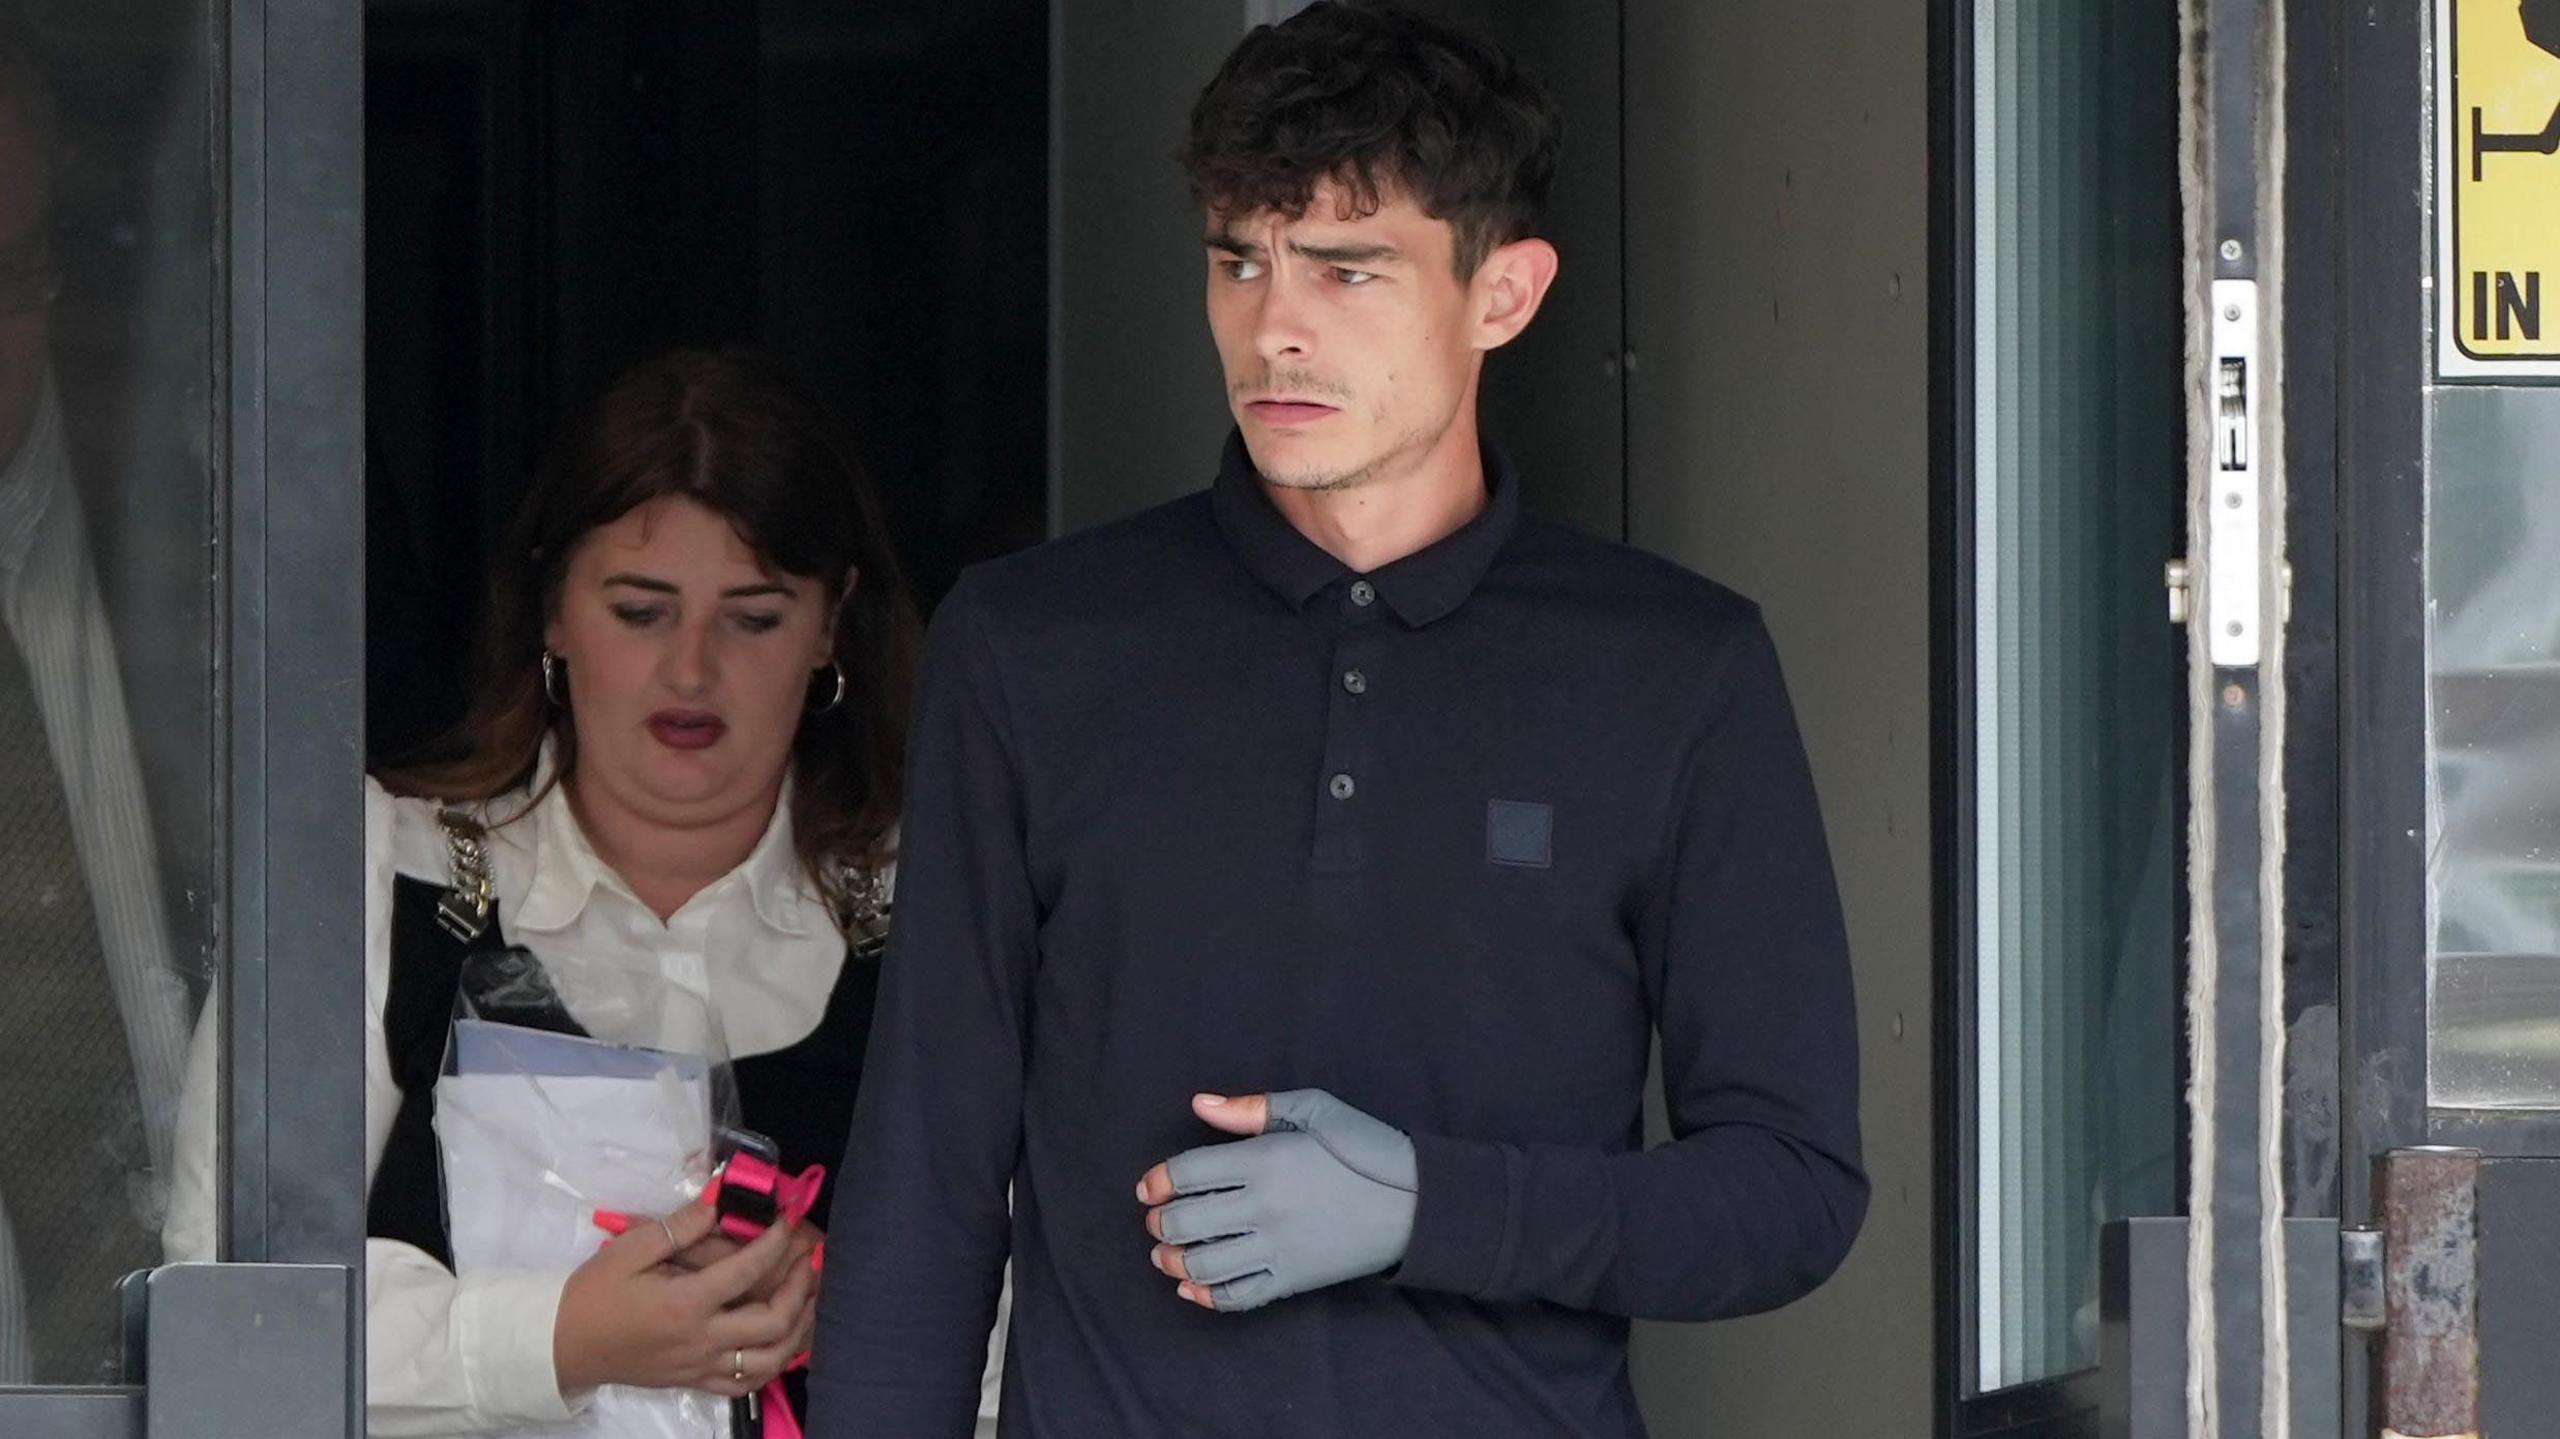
top-left (2428, 388), bottom-right (2560, 1107)
top-left (0, 12), bottom-right (214, 1383)
top-left (1970, 0), bottom-right (2182, 1395)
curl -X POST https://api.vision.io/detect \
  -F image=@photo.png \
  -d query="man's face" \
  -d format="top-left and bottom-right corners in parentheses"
top-left (0, 95), bottom-right (52, 471)
top-left (1204, 181), bottom-right (1481, 493)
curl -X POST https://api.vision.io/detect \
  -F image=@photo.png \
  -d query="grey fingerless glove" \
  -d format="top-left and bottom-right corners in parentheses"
top-left (1156, 1088), bottom-right (1418, 1313)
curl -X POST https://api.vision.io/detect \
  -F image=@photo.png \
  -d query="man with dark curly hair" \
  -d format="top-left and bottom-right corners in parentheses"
top-left (811, 5), bottom-right (1865, 1434)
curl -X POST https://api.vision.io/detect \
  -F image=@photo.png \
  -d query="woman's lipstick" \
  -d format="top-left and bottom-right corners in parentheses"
top-left (646, 710), bottom-right (727, 750)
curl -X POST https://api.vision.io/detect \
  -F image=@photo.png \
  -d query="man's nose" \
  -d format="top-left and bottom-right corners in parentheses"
top-left (1251, 274), bottom-right (1315, 362)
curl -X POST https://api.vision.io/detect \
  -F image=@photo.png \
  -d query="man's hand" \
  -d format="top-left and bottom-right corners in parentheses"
top-left (1135, 1088), bottom-right (1417, 1313)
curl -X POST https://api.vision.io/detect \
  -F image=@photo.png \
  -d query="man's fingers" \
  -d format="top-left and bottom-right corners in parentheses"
top-left (1259, 1088), bottom-right (1334, 1133)
top-left (1209, 1270), bottom-right (1287, 1313)
top-left (1150, 1189), bottom-right (1253, 1247)
top-left (1192, 1091), bottom-right (1268, 1137)
top-left (1160, 1235), bottom-right (1269, 1288)
top-left (1139, 1093), bottom-right (1311, 1201)
top-left (1162, 1138), bottom-right (1260, 1198)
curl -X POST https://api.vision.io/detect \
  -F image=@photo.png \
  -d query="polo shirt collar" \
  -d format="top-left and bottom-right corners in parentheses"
top-left (1209, 429), bottom-right (1521, 627)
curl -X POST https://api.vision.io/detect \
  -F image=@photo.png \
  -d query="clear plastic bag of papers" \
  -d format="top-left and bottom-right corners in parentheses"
top-left (434, 944), bottom-right (739, 1439)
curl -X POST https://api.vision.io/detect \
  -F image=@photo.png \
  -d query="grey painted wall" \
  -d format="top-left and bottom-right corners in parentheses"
top-left (1049, 2), bottom-right (1236, 533)
top-left (1620, 2), bottom-right (1932, 1435)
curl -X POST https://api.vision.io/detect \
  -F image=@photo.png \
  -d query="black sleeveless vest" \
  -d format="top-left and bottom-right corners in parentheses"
top-left (366, 875), bottom-right (880, 1266)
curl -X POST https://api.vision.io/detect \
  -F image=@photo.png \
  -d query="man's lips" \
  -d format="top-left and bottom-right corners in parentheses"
top-left (646, 711), bottom-right (727, 750)
top-left (1246, 399), bottom-right (1341, 426)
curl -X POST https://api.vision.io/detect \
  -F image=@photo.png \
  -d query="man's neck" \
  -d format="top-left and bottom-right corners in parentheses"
top-left (1262, 411), bottom-right (1488, 575)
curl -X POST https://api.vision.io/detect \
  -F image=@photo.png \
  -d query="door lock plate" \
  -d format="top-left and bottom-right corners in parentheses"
top-left (2205, 279), bottom-right (2263, 668)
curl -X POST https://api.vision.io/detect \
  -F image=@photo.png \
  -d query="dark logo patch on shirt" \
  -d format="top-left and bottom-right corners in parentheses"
top-left (1487, 799), bottom-right (1553, 869)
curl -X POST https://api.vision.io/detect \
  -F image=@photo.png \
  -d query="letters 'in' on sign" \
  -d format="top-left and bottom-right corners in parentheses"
top-left (2440, 0), bottom-right (2560, 375)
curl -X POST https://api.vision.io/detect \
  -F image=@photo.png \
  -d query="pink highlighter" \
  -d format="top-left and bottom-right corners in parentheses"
top-left (592, 1150), bottom-right (830, 1437)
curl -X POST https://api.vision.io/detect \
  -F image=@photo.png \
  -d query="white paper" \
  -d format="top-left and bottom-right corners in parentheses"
top-left (436, 1059), bottom-right (727, 1438)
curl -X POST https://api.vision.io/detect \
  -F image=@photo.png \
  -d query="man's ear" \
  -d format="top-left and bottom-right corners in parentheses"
top-left (1469, 237), bottom-right (1560, 353)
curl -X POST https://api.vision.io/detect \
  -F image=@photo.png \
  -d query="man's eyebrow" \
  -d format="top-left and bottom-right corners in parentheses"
top-left (1204, 231), bottom-right (1404, 266)
top-left (1290, 240), bottom-right (1402, 266)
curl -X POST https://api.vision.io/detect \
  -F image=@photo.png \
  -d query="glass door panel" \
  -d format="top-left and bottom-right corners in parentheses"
top-left (1966, 0), bottom-right (2183, 1398)
top-left (0, 4), bottom-right (219, 1387)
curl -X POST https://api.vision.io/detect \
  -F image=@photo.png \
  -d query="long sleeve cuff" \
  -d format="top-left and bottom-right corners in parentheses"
top-left (1391, 1132), bottom-right (1514, 1300)
top-left (452, 1269), bottom-right (583, 1425)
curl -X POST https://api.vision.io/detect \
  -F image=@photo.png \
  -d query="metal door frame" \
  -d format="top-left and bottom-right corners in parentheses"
top-left (0, 0), bottom-right (367, 1432)
top-left (220, 0), bottom-right (368, 1319)
top-left (2329, 0), bottom-right (2560, 1434)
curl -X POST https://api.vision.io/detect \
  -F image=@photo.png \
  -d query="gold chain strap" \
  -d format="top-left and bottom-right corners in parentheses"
top-left (823, 862), bottom-right (894, 959)
top-left (434, 809), bottom-right (495, 943)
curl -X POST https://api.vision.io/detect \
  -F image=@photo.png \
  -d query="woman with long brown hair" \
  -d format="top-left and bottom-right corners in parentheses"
top-left (163, 345), bottom-right (970, 1433)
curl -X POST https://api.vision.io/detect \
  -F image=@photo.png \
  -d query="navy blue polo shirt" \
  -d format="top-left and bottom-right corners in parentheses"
top-left (809, 435), bottom-right (1866, 1438)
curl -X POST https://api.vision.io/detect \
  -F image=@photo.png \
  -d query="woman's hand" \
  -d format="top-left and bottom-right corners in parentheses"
top-left (553, 1199), bottom-right (820, 1397)
top-left (672, 1218), bottom-right (825, 1305)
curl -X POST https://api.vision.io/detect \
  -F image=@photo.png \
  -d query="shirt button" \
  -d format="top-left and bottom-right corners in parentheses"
top-left (1328, 772), bottom-right (1356, 800)
top-left (1343, 669), bottom-right (1367, 695)
top-left (1350, 580), bottom-right (1377, 607)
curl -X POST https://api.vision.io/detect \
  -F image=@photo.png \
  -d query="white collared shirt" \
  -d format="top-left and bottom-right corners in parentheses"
top-left (164, 770), bottom-right (1008, 1436)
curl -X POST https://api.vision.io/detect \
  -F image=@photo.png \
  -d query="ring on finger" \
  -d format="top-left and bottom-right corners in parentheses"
top-left (655, 1216), bottom-right (679, 1252)
top-left (732, 1347), bottom-right (747, 1383)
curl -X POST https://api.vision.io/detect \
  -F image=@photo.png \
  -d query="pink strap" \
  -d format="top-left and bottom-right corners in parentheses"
top-left (761, 1379), bottom-right (803, 1439)
top-left (707, 1158), bottom-right (830, 1243)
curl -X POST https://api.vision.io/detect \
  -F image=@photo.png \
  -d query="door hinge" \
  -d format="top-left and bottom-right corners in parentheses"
top-left (2363, 1148), bottom-right (2481, 1439)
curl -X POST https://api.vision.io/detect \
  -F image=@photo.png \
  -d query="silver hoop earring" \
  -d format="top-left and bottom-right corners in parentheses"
top-left (541, 649), bottom-right (567, 707)
top-left (808, 661), bottom-right (848, 716)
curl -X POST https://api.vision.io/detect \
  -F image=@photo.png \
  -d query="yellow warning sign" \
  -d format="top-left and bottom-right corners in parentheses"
top-left (2438, 0), bottom-right (2560, 376)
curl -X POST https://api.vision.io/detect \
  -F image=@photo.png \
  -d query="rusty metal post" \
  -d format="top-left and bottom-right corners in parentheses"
top-left (2371, 1146), bottom-right (2480, 1438)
